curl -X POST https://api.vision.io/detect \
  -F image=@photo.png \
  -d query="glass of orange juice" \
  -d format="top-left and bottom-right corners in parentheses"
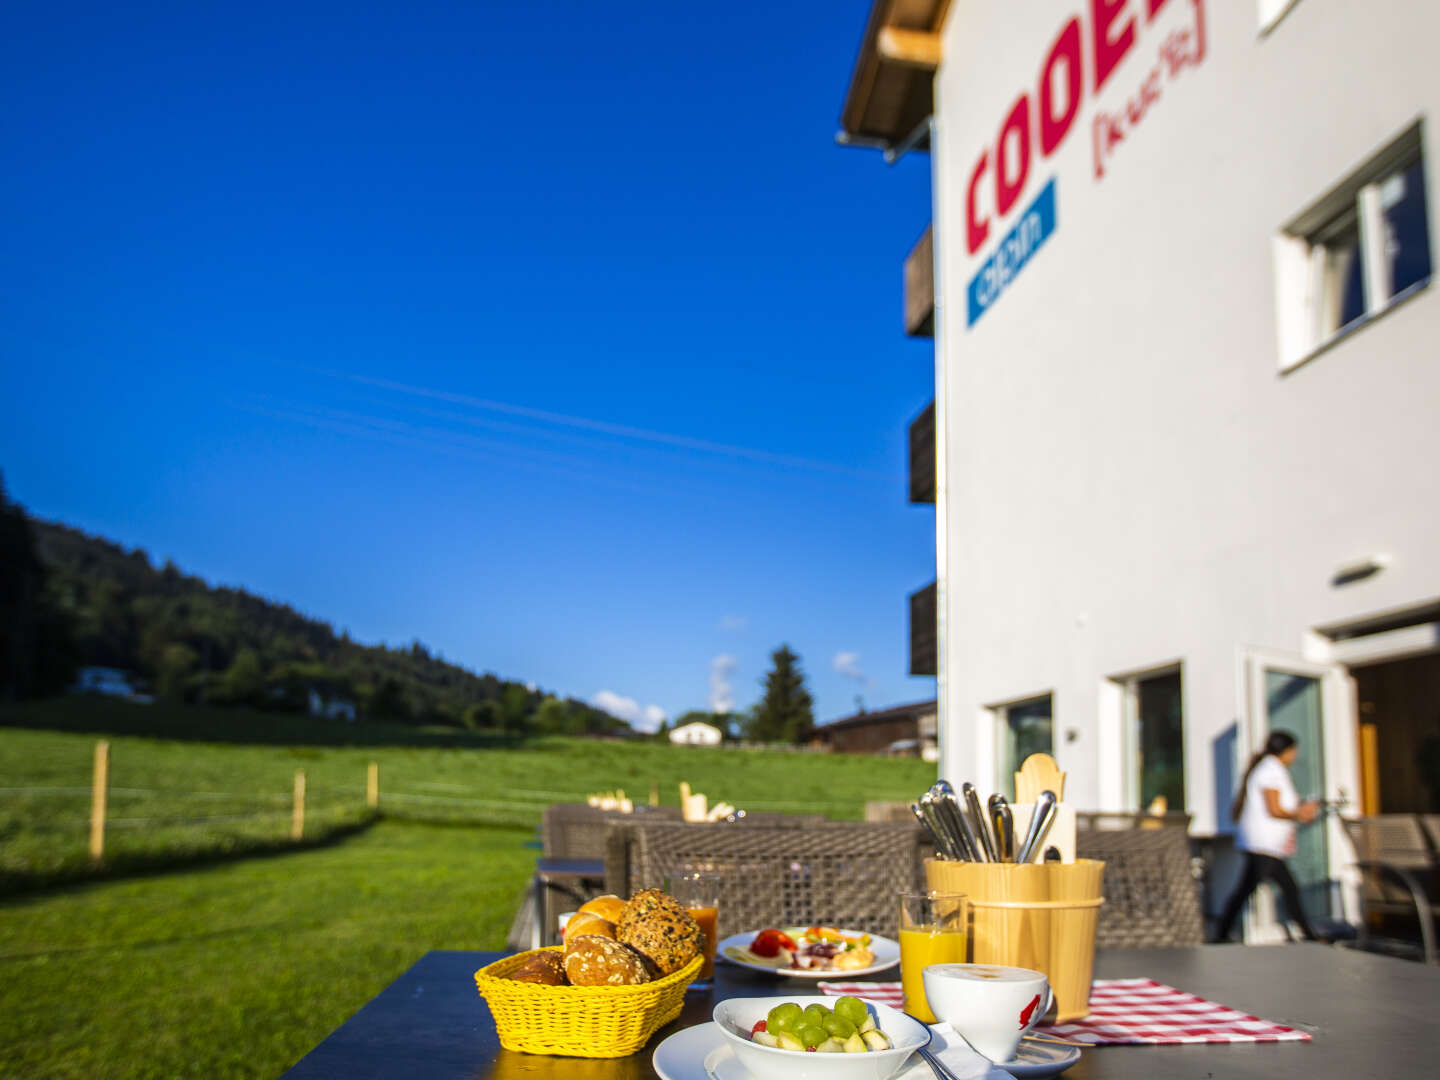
top-left (899, 891), bottom-right (969, 1023)
top-left (664, 871), bottom-right (720, 986)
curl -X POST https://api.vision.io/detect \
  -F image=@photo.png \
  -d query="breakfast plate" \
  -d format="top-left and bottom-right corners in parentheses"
top-left (716, 928), bottom-right (900, 978)
top-left (652, 1022), bottom-right (1041, 1080)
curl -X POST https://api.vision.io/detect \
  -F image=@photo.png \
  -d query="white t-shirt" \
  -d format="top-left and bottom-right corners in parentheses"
top-left (1238, 755), bottom-right (1299, 858)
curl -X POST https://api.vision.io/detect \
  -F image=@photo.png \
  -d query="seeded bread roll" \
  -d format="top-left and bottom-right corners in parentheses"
top-left (563, 935), bottom-right (652, 986)
top-left (507, 950), bottom-right (567, 985)
top-left (577, 894), bottom-right (628, 923)
top-left (564, 912), bottom-right (616, 941)
top-left (616, 889), bottom-right (704, 975)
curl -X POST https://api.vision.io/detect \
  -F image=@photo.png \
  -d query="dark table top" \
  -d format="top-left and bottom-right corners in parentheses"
top-left (280, 944), bottom-right (1440, 1080)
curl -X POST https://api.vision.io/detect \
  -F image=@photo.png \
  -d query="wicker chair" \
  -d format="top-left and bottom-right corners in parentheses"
top-left (605, 821), bottom-right (931, 939)
top-left (542, 803), bottom-right (682, 859)
top-left (1076, 824), bottom-right (1204, 947)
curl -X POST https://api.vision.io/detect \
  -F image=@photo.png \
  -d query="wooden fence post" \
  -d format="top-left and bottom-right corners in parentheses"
top-left (367, 762), bottom-right (379, 810)
top-left (90, 740), bottom-right (110, 863)
top-left (292, 769), bottom-right (306, 840)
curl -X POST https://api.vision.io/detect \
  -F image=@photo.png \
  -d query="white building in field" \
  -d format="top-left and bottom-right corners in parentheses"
top-left (73, 667), bottom-right (142, 698)
top-left (669, 721), bottom-right (723, 746)
top-left (839, 0), bottom-right (1440, 938)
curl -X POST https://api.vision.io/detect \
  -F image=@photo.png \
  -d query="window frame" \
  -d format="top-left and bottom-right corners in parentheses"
top-left (989, 692), bottom-right (1055, 800)
top-left (1274, 122), bottom-right (1431, 372)
top-left (1108, 661), bottom-right (1185, 812)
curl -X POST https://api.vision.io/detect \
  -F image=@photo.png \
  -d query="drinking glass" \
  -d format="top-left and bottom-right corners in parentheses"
top-left (899, 890), bottom-right (969, 1024)
top-left (664, 871), bottom-right (721, 985)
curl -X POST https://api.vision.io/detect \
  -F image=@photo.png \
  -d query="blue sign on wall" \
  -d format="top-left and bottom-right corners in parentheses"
top-left (966, 178), bottom-right (1057, 328)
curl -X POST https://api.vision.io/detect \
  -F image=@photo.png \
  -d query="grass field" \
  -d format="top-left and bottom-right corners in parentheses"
top-left (0, 698), bottom-right (936, 1078)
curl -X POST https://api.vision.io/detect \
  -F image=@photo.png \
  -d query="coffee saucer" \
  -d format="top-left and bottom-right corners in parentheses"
top-left (928, 1023), bottom-right (1081, 1079)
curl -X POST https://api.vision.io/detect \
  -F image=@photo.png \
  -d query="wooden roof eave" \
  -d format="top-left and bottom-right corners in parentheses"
top-left (838, 0), bottom-right (951, 149)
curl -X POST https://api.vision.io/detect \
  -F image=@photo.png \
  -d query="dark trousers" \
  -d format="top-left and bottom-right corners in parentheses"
top-left (1215, 852), bottom-right (1319, 941)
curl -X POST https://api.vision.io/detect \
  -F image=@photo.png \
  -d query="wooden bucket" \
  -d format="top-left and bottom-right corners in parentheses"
top-left (926, 858), bottom-right (1105, 1022)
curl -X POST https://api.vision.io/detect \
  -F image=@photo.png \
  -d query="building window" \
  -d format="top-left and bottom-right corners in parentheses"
top-left (1115, 666), bottom-right (1185, 812)
top-left (995, 694), bottom-right (1053, 800)
top-left (1274, 123), bottom-right (1431, 370)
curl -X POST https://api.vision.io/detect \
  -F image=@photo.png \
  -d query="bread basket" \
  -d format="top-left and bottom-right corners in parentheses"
top-left (474, 947), bottom-right (702, 1057)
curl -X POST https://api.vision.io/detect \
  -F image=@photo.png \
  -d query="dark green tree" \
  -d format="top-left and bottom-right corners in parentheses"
top-left (747, 645), bottom-right (814, 744)
top-left (369, 677), bottom-right (411, 723)
top-left (156, 642), bottom-right (199, 702)
top-left (0, 475), bottom-right (76, 699)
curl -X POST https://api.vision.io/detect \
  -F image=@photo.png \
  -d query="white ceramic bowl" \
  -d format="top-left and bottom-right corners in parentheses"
top-left (713, 995), bottom-right (930, 1080)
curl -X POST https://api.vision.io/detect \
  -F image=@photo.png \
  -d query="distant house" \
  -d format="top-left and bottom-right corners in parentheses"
top-left (307, 684), bottom-right (357, 722)
top-left (806, 701), bottom-right (938, 761)
top-left (71, 667), bottom-right (152, 704)
top-left (669, 721), bottom-right (723, 746)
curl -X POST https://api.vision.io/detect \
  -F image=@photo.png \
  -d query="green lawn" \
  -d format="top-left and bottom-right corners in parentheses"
top-left (0, 699), bottom-right (936, 1078)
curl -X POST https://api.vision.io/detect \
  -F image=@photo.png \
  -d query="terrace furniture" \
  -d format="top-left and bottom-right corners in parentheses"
top-left (541, 803), bottom-right (681, 859)
top-left (864, 800), bottom-right (917, 823)
top-left (1076, 822), bottom-right (1205, 948)
top-left (604, 820), bottom-right (928, 939)
top-left (280, 943), bottom-right (1440, 1079)
top-left (1341, 814), bottom-right (1440, 964)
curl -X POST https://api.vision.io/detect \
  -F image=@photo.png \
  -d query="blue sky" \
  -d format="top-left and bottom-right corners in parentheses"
top-left (1, 0), bottom-right (936, 730)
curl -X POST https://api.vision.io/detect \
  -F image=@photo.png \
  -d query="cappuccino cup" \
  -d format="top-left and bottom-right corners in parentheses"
top-left (921, 963), bottom-right (1052, 1064)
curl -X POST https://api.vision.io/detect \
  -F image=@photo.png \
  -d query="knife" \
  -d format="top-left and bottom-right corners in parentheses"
top-left (962, 782), bottom-right (999, 862)
top-left (919, 792), bottom-right (966, 860)
top-left (940, 790), bottom-right (985, 862)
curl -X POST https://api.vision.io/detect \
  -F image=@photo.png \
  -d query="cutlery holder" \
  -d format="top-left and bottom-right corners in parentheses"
top-left (925, 858), bottom-right (1104, 1022)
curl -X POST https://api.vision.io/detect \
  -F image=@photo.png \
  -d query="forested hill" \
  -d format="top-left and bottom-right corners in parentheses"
top-left (24, 517), bottom-right (629, 735)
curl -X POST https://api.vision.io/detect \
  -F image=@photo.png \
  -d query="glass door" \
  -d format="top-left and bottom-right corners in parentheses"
top-left (1262, 671), bottom-right (1328, 913)
top-left (1241, 649), bottom-right (1358, 940)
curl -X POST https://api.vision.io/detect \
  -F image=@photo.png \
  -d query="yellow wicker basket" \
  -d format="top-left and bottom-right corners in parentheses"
top-left (474, 948), bottom-right (702, 1057)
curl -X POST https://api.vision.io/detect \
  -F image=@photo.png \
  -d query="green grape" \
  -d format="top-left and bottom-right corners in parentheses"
top-left (833, 996), bottom-right (869, 1027)
top-left (822, 1014), bottom-right (857, 1039)
top-left (801, 1004), bottom-right (830, 1028)
top-left (766, 1002), bottom-right (802, 1034)
top-left (798, 1024), bottom-right (828, 1049)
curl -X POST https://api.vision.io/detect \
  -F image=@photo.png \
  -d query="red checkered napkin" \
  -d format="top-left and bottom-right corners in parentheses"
top-left (817, 977), bottom-right (1312, 1045)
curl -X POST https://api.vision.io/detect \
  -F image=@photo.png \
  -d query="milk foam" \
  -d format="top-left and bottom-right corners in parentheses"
top-left (929, 964), bottom-right (1040, 982)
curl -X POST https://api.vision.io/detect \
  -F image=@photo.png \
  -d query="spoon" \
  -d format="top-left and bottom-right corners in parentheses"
top-left (987, 794), bottom-right (1014, 862)
top-left (1015, 789), bottom-right (1058, 864)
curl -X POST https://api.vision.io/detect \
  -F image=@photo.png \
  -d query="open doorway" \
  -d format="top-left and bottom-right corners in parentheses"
top-left (1352, 652), bottom-right (1440, 813)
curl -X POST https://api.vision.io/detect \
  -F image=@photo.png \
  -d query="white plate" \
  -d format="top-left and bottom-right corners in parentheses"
top-left (716, 929), bottom-right (900, 979)
top-left (655, 1022), bottom-right (1033, 1080)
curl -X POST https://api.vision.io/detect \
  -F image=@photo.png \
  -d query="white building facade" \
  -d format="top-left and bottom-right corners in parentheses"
top-left (842, 0), bottom-right (1440, 933)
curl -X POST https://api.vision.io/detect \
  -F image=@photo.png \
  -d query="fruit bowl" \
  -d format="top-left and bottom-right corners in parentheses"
top-left (712, 995), bottom-right (930, 1080)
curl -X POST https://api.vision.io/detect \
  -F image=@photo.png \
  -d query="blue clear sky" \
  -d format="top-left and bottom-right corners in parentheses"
top-left (1, 0), bottom-right (936, 730)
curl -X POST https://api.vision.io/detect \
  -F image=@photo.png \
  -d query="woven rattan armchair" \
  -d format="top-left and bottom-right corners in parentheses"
top-left (605, 821), bottom-right (931, 939)
top-left (1076, 824), bottom-right (1204, 948)
top-left (542, 803), bottom-right (682, 859)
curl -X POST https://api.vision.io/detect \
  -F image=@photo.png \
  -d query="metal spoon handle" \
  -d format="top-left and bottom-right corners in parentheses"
top-left (1015, 789), bottom-right (1058, 864)
top-left (963, 783), bottom-right (998, 862)
top-left (988, 794), bottom-right (1014, 862)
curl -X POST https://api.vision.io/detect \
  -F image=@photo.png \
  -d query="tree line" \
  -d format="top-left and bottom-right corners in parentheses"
top-left (0, 477), bottom-right (628, 736)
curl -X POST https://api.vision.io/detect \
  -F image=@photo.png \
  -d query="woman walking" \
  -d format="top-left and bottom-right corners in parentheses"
top-left (1214, 730), bottom-right (1324, 942)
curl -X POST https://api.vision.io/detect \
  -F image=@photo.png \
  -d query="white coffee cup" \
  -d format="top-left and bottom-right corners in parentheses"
top-left (922, 963), bottom-right (1052, 1064)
